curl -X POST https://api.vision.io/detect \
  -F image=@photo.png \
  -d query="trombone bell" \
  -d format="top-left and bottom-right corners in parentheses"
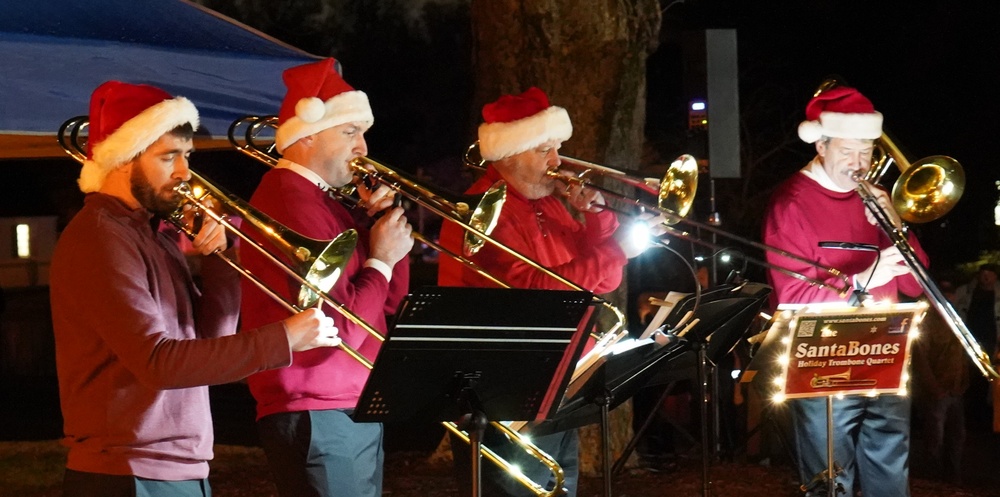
top-left (297, 229), bottom-right (360, 308)
top-left (890, 155), bottom-right (965, 223)
top-left (464, 181), bottom-right (507, 257)
top-left (659, 154), bottom-right (699, 224)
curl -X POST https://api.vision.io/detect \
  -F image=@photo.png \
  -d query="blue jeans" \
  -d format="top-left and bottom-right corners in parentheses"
top-left (257, 409), bottom-right (384, 497)
top-left (63, 469), bottom-right (210, 497)
top-left (792, 395), bottom-right (911, 497)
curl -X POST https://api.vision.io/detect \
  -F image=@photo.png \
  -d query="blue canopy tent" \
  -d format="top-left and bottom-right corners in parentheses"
top-left (0, 0), bottom-right (322, 158)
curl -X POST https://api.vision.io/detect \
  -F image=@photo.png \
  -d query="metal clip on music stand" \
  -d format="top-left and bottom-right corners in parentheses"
top-left (351, 286), bottom-right (597, 497)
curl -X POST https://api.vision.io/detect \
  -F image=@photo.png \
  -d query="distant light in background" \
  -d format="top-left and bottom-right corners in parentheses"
top-left (688, 100), bottom-right (707, 130)
top-left (995, 181), bottom-right (1000, 226)
top-left (15, 223), bottom-right (30, 258)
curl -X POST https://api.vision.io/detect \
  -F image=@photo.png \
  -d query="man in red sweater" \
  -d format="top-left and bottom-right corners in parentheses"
top-left (50, 81), bottom-right (339, 497)
top-left (762, 85), bottom-right (928, 497)
top-left (438, 87), bottom-right (653, 497)
top-left (239, 58), bottom-right (412, 497)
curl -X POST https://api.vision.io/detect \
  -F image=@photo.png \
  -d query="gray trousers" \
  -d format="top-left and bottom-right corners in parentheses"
top-left (257, 409), bottom-right (384, 497)
top-left (63, 469), bottom-right (210, 497)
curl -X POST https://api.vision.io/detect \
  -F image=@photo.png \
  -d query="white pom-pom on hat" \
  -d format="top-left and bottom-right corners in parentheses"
top-left (798, 120), bottom-right (824, 144)
top-left (296, 97), bottom-right (326, 124)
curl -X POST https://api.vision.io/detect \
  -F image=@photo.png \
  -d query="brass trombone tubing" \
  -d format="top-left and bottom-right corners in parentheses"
top-left (229, 115), bottom-right (279, 167)
top-left (653, 209), bottom-right (853, 297)
top-left (554, 171), bottom-right (851, 296)
top-left (350, 156), bottom-right (626, 337)
top-left (174, 177), bottom-right (376, 368)
top-left (856, 180), bottom-right (999, 380)
top-left (443, 422), bottom-right (566, 497)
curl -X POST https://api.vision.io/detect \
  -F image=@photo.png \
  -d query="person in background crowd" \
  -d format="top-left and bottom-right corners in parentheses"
top-left (910, 279), bottom-right (968, 484)
top-left (953, 263), bottom-right (1000, 432)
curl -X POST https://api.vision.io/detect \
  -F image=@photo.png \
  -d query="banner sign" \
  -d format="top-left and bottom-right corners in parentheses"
top-left (777, 303), bottom-right (927, 399)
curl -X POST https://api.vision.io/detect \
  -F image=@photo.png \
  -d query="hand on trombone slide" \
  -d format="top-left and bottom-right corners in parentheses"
top-left (179, 199), bottom-right (229, 255)
top-left (355, 179), bottom-right (400, 218)
top-left (368, 206), bottom-right (414, 267)
top-left (282, 307), bottom-right (343, 352)
top-left (557, 173), bottom-right (606, 213)
top-left (855, 246), bottom-right (911, 290)
top-left (859, 182), bottom-right (903, 230)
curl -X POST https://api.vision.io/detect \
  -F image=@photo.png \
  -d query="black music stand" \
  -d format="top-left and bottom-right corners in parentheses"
top-left (530, 283), bottom-right (771, 497)
top-left (352, 286), bottom-right (597, 497)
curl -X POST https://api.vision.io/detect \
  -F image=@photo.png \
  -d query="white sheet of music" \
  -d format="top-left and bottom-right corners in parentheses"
top-left (639, 291), bottom-right (690, 340)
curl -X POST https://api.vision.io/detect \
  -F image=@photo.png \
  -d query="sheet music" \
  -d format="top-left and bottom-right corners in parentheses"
top-left (639, 291), bottom-right (690, 340)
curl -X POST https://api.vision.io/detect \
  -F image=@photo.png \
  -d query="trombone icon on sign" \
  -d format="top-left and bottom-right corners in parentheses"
top-left (810, 368), bottom-right (878, 389)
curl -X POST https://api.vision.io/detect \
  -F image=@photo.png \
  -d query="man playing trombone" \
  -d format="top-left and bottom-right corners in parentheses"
top-left (238, 58), bottom-right (412, 497)
top-left (762, 85), bottom-right (929, 497)
top-left (50, 81), bottom-right (342, 497)
top-left (439, 87), bottom-right (656, 497)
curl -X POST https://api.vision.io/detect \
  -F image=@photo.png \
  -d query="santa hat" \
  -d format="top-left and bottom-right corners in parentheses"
top-left (275, 58), bottom-right (374, 153)
top-left (78, 81), bottom-right (199, 193)
top-left (798, 86), bottom-right (883, 143)
top-left (478, 87), bottom-right (572, 161)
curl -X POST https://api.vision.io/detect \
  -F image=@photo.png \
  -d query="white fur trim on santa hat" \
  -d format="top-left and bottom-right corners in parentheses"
top-left (79, 97), bottom-right (199, 193)
top-left (478, 106), bottom-right (572, 161)
top-left (798, 110), bottom-right (883, 143)
top-left (275, 90), bottom-right (374, 153)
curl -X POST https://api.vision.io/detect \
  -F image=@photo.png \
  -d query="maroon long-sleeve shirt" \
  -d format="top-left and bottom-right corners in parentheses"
top-left (239, 166), bottom-right (410, 419)
top-left (50, 193), bottom-right (291, 481)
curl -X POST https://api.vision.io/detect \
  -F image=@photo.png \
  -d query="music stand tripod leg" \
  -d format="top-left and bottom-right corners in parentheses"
top-left (457, 384), bottom-right (490, 497)
top-left (696, 341), bottom-right (712, 497)
top-left (597, 390), bottom-right (613, 497)
top-left (799, 395), bottom-right (845, 496)
top-left (611, 380), bottom-right (679, 476)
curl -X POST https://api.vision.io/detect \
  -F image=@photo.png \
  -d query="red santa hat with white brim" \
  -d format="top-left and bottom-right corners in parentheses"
top-left (478, 87), bottom-right (573, 161)
top-left (78, 81), bottom-right (199, 193)
top-left (275, 58), bottom-right (374, 153)
top-left (798, 86), bottom-right (883, 143)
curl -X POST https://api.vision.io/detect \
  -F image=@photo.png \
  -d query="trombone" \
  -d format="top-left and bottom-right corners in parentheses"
top-left (811, 78), bottom-right (996, 379)
top-left (464, 142), bottom-right (854, 297)
top-left (228, 115), bottom-right (568, 497)
top-left (57, 116), bottom-right (378, 367)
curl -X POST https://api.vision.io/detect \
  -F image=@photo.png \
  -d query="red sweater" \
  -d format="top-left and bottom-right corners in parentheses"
top-left (240, 167), bottom-right (410, 418)
top-left (762, 170), bottom-right (927, 306)
top-left (438, 165), bottom-right (626, 292)
top-left (50, 193), bottom-right (290, 480)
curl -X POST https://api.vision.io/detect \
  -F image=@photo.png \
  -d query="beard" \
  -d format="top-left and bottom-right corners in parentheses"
top-left (130, 166), bottom-right (182, 217)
